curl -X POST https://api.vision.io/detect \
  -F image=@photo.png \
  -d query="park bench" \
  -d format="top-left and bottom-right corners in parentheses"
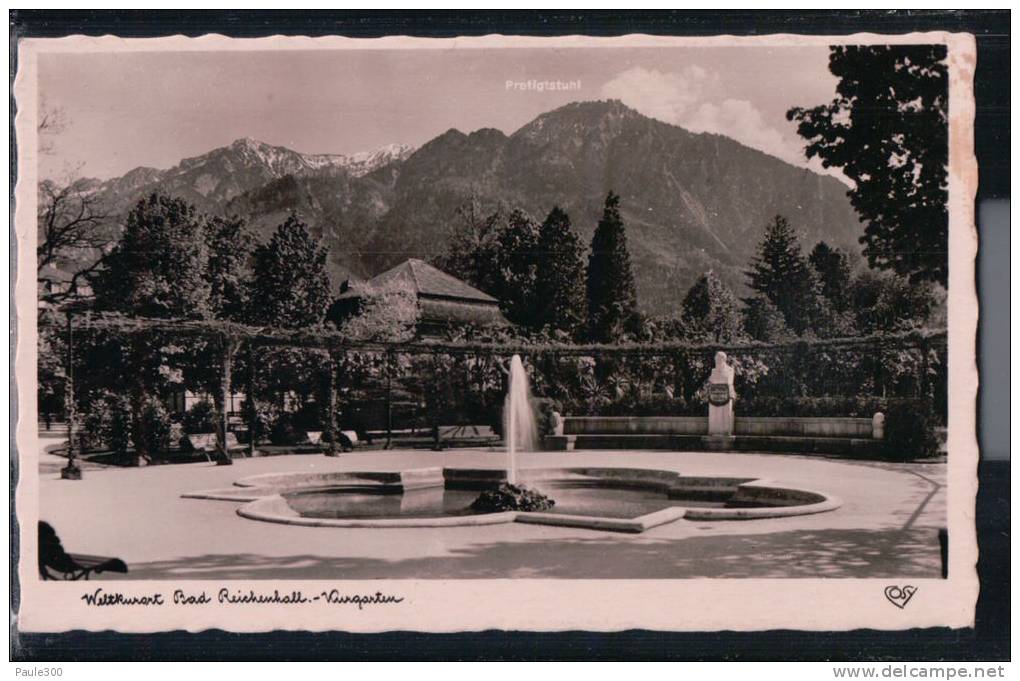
top-left (304, 430), bottom-right (359, 453)
top-left (185, 432), bottom-right (244, 461)
top-left (38, 521), bottom-right (128, 581)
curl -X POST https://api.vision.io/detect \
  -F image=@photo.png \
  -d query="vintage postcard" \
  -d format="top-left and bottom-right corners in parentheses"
top-left (13, 31), bottom-right (978, 634)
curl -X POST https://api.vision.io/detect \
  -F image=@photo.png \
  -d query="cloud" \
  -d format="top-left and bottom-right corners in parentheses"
top-left (601, 67), bottom-right (847, 182)
top-left (685, 99), bottom-right (794, 162)
top-left (601, 66), bottom-right (715, 125)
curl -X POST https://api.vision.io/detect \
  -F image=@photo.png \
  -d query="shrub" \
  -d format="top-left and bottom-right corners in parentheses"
top-left (81, 398), bottom-right (112, 451)
top-left (242, 398), bottom-right (279, 445)
top-left (109, 401), bottom-right (133, 454)
top-left (488, 404), bottom-right (504, 438)
top-left (168, 422), bottom-right (185, 450)
top-left (738, 395), bottom-right (891, 418)
top-left (732, 395), bottom-right (945, 426)
top-left (80, 393), bottom-right (132, 454)
top-left (336, 400), bottom-right (379, 438)
top-left (182, 399), bottom-right (218, 434)
top-left (599, 393), bottom-right (687, 417)
top-left (883, 402), bottom-right (941, 460)
top-left (269, 411), bottom-right (303, 445)
top-left (470, 483), bottom-right (555, 513)
top-left (243, 399), bottom-right (321, 445)
top-left (138, 396), bottom-right (174, 456)
top-left (290, 403), bottom-right (323, 432)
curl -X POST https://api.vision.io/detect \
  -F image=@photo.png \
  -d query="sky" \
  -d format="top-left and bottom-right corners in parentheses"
top-left (37, 44), bottom-right (841, 182)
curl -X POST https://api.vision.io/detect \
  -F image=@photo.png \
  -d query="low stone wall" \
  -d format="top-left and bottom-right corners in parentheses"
top-left (734, 417), bottom-right (874, 438)
top-left (543, 433), bottom-right (884, 457)
top-left (563, 416), bottom-right (707, 436)
top-left (547, 413), bottom-right (885, 456)
top-left (559, 415), bottom-right (877, 439)
top-left (730, 482), bottom-right (827, 507)
top-left (233, 467), bottom-right (444, 492)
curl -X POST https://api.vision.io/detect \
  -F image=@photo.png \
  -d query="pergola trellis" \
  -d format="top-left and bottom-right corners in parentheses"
top-left (43, 309), bottom-right (948, 479)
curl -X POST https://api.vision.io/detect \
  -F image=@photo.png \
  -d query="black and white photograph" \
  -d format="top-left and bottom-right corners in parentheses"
top-left (12, 23), bottom-right (985, 640)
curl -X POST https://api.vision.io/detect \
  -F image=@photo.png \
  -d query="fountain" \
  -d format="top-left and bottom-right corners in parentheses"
top-left (504, 354), bottom-right (538, 485)
top-left (189, 351), bottom-right (841, 530)
top-left (469, 354), bottom-right (553, 513)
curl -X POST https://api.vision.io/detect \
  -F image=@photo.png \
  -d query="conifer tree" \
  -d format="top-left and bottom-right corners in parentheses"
top-left (586, 192), bottom-right (640, 343)
top-left (743, 295), bottom-right (794, 342)
top-left (745, 215), bottom-right (817, 335)
top-left (809, 241), bottom-right (852, 312)
top-left (249, 215), bottom-right (331, 328)
top-left (91, 192), bottom-right (210, 318)
top-left (491, 208), bottom-right (542, 327)
top-left (534, 206), bottom-right (587, 337)
top-left (204, 214), bottom-right (253, 322)
top-left (680, 270), bottom-right (742, 342)
top-left (435, 197), bottom-right (505, 294)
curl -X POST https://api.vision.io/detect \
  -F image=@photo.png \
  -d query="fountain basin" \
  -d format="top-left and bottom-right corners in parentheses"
top-left (184, 467), bottom-right (842, 533)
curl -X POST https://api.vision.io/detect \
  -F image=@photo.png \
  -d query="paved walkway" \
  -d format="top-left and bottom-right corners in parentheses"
top-left (34, 430), bottom-right (119, 475)
top-left (36, 448), bottom-right (946, 579)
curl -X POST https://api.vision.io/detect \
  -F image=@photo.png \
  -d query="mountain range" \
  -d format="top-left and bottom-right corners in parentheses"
top-left (65, 100), bottom-right (864, 315)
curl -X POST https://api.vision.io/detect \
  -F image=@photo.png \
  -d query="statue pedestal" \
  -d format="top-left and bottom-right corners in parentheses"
top-left (703, 434), bottom-right (736, 451)
top-left (707, 382), bottom-right (734, 436)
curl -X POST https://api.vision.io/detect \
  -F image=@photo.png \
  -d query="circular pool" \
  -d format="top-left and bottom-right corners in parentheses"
top-left (284, 480), bottom-right (734, 521)
top-left (186, 466), bottom-right (842, 533)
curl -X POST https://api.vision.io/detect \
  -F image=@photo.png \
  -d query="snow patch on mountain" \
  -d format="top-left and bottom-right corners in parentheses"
top-left (223, 137), bottom-right (415, 177)
top-left (303, 142), bottom-right (416, 176)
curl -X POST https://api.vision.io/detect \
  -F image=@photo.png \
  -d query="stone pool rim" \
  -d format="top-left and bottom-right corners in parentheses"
top-left (184, 466), bottom-right (843, 533)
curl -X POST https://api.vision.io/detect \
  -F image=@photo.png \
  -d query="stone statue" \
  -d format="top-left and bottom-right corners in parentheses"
top-left (707, 351), bottom-right (736, 436)
top-left (550, 411), bottom-right (565, 437)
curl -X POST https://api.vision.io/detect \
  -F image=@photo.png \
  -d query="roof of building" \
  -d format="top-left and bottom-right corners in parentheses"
top-left (343, 258), bottom-right (499, 304)
top-left (38, 264), bottom-right (76, 284)
top-left (335, 259), bottom-right (508, 331)
top-left (417, 297), bottom-right (508, 328)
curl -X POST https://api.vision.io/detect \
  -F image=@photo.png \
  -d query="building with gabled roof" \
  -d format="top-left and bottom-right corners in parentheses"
top-left (333, 258), bottom-right (508, 336)
top-left (38, 264), bottom-right (94, 310)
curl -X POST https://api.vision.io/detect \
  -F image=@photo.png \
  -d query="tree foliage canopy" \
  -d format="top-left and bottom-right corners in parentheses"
top-left (437, 201), bottom-right (587, 336)
top-left (435, 196), bottom-right (506, 297)
top-left (204, 214), bottom-right (253, 322)
top-left (681, 270), bottom-right (743, 343)
top-left (809, 241), bottom-right (853, 313)
top-left (788, 45), bottom-right (949, 286)
top-left (742, 295), bottom-right (794, 343)
top-left (745, 215), bottom-right (819, 335)
top-left (533, 206), bottom-right (587, 338)
top-left (91, 192), bottom-right (210, 318)
top-left (249, 215), bottom-right (332, 329)
top-left (491, 208), bottom-right (542, 327)
top-left (850, 269), bottom-right (940, 334)
top-left (333, 281), bottom-right (420, 343)
top-left (37, 179), bottom-right (110, 304)
top-left (586, 192), bottom-right (640, 343)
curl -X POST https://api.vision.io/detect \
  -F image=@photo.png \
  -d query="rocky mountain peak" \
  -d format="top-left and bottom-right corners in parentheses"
top-left (73, 101), bottom-right (863, 315)
top-left (230, 136), bottom-right (265, 150)
top-left (512, 98), bottom-right (645, 145)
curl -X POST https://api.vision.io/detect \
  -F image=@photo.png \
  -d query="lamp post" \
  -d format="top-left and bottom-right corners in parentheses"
top-left (60, 308), bottom-right (82, 480)
top-left (384, 351), bottom-right (393, 450)
top-left (246, 342), bottom-right (257, 458)
top-left (324, 349), bottom-right (339, 457)
top-left (216, 333), bottom-right (240, 466)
